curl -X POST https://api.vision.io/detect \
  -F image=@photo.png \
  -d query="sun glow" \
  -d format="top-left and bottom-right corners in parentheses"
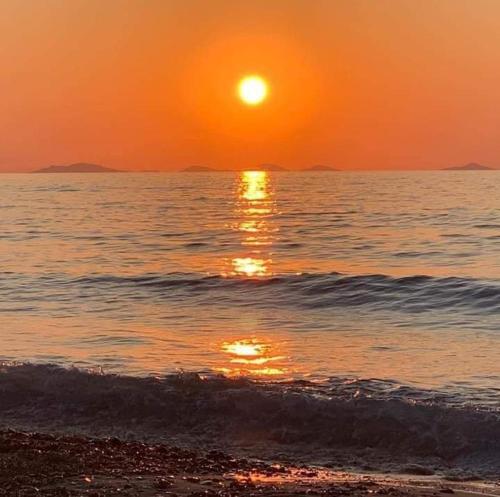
top-left (238, 75), bottom-right (268, 106)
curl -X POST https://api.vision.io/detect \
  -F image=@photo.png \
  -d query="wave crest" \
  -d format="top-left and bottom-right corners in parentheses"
top-left (70, 271), bottom-right (500, 313)
top-left (4, 271), bottom-right (500, 314)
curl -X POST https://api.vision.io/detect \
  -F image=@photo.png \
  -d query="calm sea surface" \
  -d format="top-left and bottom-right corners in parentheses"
top-left (1, 171), bottom-right (500, 405)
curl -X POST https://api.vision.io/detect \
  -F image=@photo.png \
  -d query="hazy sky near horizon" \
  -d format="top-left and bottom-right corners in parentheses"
top-left (2, 0), bottom-right (500, 172)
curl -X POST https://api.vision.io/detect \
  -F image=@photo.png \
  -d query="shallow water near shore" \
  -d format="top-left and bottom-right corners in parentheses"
top-left (1, 171), bottom-right (500, 407)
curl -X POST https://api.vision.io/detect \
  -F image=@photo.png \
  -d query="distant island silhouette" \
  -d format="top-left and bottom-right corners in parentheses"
top-left (182, 165), bottom-right (219, 172)
top-left (181, 164), bottom-right (288, 172)
top-left (304, 165), bottom-right (338, 171)
top-left (181, 164), bottom-right (344, 172)
top-left (443, 162), bottom-right (494, 171)
top-left (33, 162), bottom-right (122, 173)
top-left (256, 164), bottom-right (289, 172)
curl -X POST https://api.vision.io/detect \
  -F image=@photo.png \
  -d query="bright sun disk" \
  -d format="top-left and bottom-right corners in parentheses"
top-left (238, 75), bottom-right (268, 106)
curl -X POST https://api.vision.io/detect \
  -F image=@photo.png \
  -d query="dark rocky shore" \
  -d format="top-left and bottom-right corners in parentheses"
top-left (1, 430), bottom-right (492, 497)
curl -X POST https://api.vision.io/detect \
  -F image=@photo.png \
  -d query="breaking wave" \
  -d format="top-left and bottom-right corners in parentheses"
top-left (1, 364), bottom-right (499, 474)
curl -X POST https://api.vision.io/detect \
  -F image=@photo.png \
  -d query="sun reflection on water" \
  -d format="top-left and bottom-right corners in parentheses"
top-left (226, 170), bottom-right (277, 278)
top-left (218, 173), bottom-right (287, 377)
top-left (231, 257), bottom-right (269, 277)
top-left (240, 170), bottom-right (269, 201)
top-left (222, 338), bottom-right (269, 357)
top-left (219, 338), bottom-right (288, 377)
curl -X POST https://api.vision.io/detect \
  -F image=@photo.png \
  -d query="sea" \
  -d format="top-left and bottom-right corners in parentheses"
top-left (1, 171), bottom-right (500, 470)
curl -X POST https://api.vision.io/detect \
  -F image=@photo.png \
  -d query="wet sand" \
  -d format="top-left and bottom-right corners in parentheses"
top-left (1, 430), bottom-right (499, 497)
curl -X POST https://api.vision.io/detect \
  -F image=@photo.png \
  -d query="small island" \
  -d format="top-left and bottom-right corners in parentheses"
top-left (33, 162), bottom-right (122, 173)
top-left (304, 164), bottom-right (338, 171)
top-left (256, 164), bottom-right (289, 172)
top-left (443, 162), bottom-right (494, 171)
top-left (181, 165), bottom-right (227, 172)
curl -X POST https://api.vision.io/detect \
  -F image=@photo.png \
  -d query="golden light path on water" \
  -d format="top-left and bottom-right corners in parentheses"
top-left (228, 170), bottom-right (276, 278)
top-left (218, 171), bottom-right (290, 378)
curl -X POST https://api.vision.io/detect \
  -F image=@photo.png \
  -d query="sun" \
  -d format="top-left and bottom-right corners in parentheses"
top-left (237, 75), bottom-right (268, 106)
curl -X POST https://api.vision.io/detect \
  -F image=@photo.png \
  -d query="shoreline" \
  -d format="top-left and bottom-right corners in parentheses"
top-left (1, 430), bottom-right (499, 497)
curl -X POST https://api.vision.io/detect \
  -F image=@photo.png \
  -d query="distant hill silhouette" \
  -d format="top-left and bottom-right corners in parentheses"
top-left (256, 164), bottom-right (289, 172)
top-left (304, 164), bottom-right (338, 171)
top-left (33, 162), bottom-right (121, 173)
top-left (181, 165), bottom-right (222, 172)
top-left (443, 162), bottom-right (494, 171)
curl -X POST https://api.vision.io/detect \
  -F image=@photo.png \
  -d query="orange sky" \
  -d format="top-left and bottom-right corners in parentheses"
top-left (2, 0), bottom-right (500, 172)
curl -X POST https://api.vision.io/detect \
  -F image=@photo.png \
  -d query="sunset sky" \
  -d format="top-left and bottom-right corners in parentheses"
top-left (2, 0), bottom-right (500, 172)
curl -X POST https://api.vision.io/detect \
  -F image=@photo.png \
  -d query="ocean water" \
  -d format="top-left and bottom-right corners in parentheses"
top-left (1, 171), bottom-right (500, 409)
